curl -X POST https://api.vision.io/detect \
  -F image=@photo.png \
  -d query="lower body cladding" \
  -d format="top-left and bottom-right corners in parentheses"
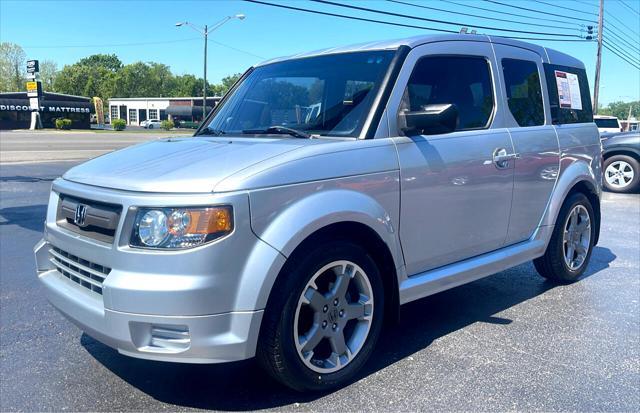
top-left (35, 239), bottom-right (267, 363)
top-left (35, 240), bottom-right (264, 363)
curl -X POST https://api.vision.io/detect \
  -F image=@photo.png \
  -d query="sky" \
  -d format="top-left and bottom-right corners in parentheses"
top-left (1, 0), bottom-right (638, 105)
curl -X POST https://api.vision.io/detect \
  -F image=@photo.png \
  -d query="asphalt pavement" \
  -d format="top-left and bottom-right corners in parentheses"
top-left (0, 130), bottom-right (189, 163)
top-left (0, 160), bottom-right (639, 411)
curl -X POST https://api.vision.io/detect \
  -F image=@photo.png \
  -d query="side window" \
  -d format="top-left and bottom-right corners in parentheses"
top-left (400, 56), bottom-right (494, 132)
top-left (543, 63), bottom-right (593, 124)
top-left (502, 59), bottom-right (544, 126)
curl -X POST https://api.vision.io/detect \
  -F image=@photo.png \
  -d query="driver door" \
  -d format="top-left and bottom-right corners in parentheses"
top-left (388, 41), bottom-right (516, 275)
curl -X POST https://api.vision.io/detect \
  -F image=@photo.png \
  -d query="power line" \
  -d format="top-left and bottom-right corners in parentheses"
top-left (482, 0), bottom-right (598, 24)
top-left (602, 38), bottom-right (640, 65)
top-left (208, 39), bottom-right (265, 59)
top-left (618, 0), bottom-right (640, 17)
top-left (243, 0), bottom-right (459, 34)
top-left (567, 0), bottom-right (599, 8)
top-left (386, 0), bottom-right (582, 31)
top-left (532, 0), bottom-right (598, 16)
top-left (244, 0), bottom-right (594, 43)
top-left (311, 0), bottom-right (584, 38)
top-left (603, 25), bottom-right (640, 50)
top-left (603, 42), bottom-right (640, 70)
top-left (23, 37), bottom-right (203, 49)
top-left (605, 11), bottom-right (640, 39)
top-left (440, 0), bottom-right (590, 28)
top-left (21, 37), bottom-right (265, 59)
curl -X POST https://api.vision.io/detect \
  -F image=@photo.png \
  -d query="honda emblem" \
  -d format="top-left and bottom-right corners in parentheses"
top-left (74, 204), bottom-right (88, 227)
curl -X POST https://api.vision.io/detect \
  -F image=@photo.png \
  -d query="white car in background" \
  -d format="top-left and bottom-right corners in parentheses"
top-left (140, 119), bottom-right (162, 129)
top-left (594, 115), bottom-right (622, 134)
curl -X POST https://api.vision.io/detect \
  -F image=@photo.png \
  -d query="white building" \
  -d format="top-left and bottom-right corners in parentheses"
top-left (108, 97), bottom-right (221, 126)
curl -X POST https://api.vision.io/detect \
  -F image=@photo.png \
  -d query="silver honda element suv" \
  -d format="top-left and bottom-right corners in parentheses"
top-left (35, 34), bottom-right (602, 391)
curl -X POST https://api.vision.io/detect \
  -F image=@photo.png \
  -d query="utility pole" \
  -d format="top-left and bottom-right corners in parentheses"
top-left (175, 14), bottom-right (245, 122)
top-left (203, 24), bottom-right (208, 120)
top-left (593, 0), bottom-right (604, 114)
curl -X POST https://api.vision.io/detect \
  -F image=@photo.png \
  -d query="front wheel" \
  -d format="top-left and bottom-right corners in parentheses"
top-left (257, 241), bottom-right (384, 391)
top-left (603, 155), bottom-right (639, 193)
top-left (534, 192), bottom-right (595, 283)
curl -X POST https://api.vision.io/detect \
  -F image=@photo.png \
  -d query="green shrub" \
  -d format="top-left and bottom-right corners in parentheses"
top-left (54, 118), bottom-right (72, 130)
top-left (112, 119), bottom-right (126, 131)
top-left (161, 119), bottom-right (174, 131)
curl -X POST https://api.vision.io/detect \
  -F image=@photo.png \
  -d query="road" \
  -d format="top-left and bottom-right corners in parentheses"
top-left (1, 161), bottom-right (639, 411)
top-left (0, 130), bottom-right (189, 163)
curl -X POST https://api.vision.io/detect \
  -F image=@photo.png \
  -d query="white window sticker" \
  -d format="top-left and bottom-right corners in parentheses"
top-left (554, 70), bottom-right (582, 110)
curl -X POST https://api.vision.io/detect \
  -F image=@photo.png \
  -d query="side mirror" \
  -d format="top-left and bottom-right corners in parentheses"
top-left (399, 103), bottom-right (458, 136)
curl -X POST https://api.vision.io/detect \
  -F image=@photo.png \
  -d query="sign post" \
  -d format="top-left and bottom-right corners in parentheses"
top-left (26, 60), bottom-right (43, 130)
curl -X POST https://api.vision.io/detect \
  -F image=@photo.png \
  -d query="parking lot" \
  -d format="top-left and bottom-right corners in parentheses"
top-left (0, 135), bottom-right (639, 411)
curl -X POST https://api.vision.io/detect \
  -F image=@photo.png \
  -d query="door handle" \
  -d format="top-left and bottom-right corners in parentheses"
top-left (493, 148), bottom-right (520, 168)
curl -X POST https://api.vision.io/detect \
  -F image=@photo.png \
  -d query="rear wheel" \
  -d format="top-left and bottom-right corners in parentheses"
top-left (257, 241), bottom-right (384, 391)
top-left (603, 155), bottom-right (639, 193)
top-left (534, 192), bottom-right (595, 283)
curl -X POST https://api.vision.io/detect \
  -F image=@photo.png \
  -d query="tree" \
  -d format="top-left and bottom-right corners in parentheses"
top-left (212, 73), bottom-right (241, 96)
top-left (171, 74), bottom-right (201, 96)
top-left (599, 101), bottom-right (640, 120)
top-left (76, 54), bottom-right (122, 72)
top-left (0, 42), bottom-right (26, 92)
top-left (54, 55), bottom-right (119, 99)
top-left (38, 60), bottom-right (58, 91)
top-left (148, 63), bottom-right (175, 97)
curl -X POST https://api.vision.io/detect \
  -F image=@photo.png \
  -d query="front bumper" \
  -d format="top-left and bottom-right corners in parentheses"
top-left (33, 179), bottom-right (287, 364)
top-left (36, 239), bottom-right (263, 363)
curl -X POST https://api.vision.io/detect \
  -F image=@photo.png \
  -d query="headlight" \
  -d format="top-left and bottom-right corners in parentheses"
top-left (130, 206), bottom-right (233, 249)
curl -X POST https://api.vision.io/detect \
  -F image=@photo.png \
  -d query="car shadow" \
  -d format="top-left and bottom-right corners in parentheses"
top-left (0, 204), bottom-right (48, 232)
top-left (82, 246), bottom-right (616, 411)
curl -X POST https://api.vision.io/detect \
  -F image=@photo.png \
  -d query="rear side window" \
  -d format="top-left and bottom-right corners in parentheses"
top-left (401, 56), bottom-right (494, 131)
top-left (502, 59), bottom-right (544, 126)
top-left (543, 63), bottom-right (593, 124)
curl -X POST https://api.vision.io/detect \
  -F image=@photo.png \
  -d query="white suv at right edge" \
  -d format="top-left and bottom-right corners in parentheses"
top-left (594, 115), bottom-right (622, 134)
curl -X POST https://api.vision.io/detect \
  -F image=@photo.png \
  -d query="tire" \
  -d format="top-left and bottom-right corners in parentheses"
top-left (148, 124), bottom-right (154, 129)
top-left (534, 192), bottom-right (596, 283)
top-left (603, 155), bottom-right (639, 193)
top-left (257, 241), bottom-right (384, 392)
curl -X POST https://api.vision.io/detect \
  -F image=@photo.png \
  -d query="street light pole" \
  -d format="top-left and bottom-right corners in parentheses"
top-left (203, 24), bottom-right (208, 120)
top-left (175, 14), bottom-right (245, 122)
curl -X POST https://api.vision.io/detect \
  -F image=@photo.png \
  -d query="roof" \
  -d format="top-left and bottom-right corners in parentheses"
top-left (0, 91), bottom-right (91, 101)
top-left (108, 96), bottom-right (222, 101)
top-left (257, 33), bottom-right (584, 69)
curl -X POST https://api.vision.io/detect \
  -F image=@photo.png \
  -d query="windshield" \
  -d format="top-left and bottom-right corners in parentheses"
top-left (202, 50), bottom-right (395, 137)
top-left (595, 118), bottom-right (620, 128)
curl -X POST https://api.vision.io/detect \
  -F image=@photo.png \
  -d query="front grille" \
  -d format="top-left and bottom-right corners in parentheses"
top-left (49, 246), bottom-right (111, 295)
top-left (56, 194), bottom-right (122, 243)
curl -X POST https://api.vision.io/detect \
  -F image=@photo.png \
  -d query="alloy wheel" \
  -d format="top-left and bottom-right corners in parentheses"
top-left (562, 205), bottom-right (591, 271)
top-left (605, 160), bottom-right (634, 189)
top-left (293, 260), bottom-right (374, 374)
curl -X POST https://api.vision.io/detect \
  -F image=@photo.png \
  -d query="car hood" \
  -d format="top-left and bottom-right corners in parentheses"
top-left (62, 137), bottom-right (308, 193)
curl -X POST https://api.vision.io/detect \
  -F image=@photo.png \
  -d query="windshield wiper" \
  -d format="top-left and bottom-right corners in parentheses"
top-left (198, 127), bottom-right (226, 136)
top-left (243, 126), bottom-right (312, 139)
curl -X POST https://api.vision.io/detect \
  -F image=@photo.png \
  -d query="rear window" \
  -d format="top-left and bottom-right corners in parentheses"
top-left (543, 63), bottom-right (593, 124)
top-left (594, 118), bottom-right (620, 128)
